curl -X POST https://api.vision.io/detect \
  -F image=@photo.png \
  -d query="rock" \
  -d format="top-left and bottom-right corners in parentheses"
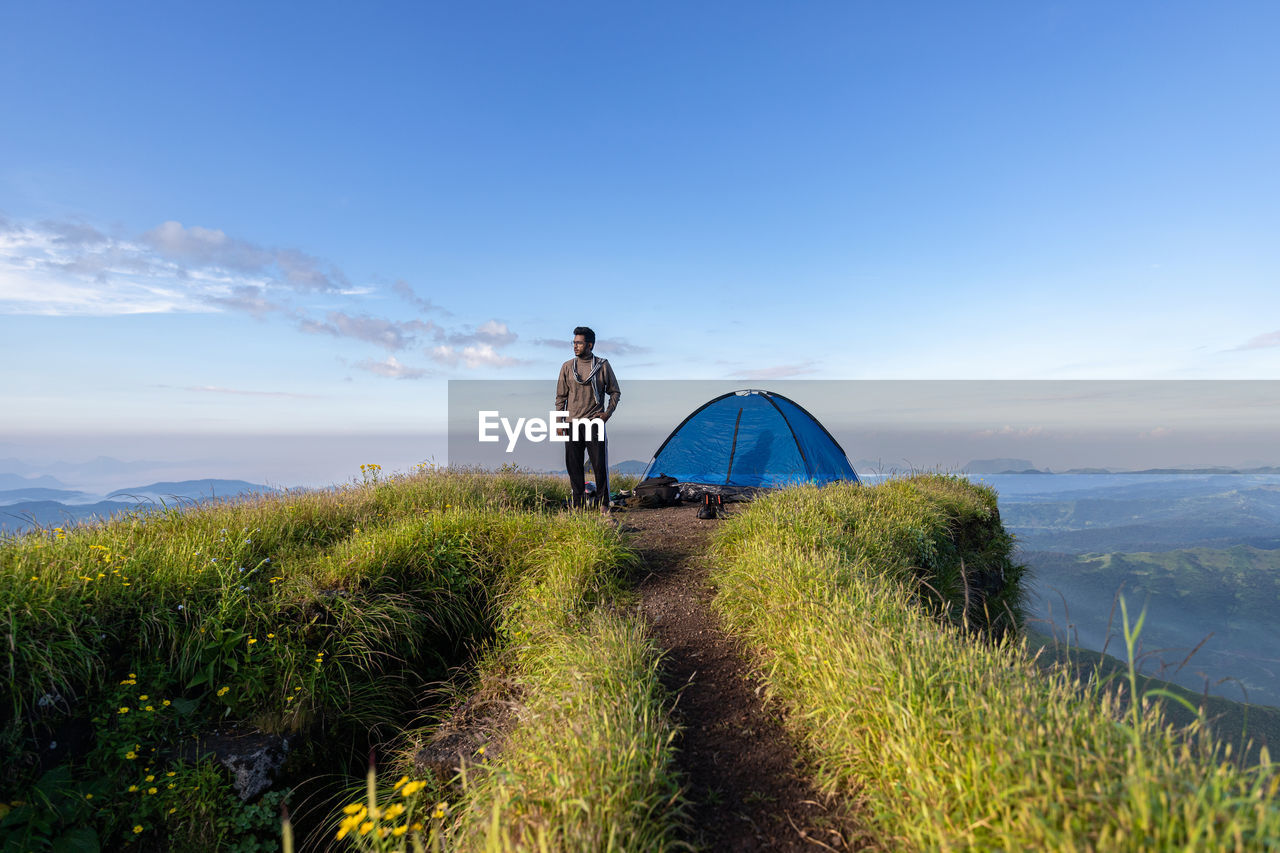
top-left (220, 736), bottom-right (289, 801)
top-left (181, 728), bottom-right (291, 801)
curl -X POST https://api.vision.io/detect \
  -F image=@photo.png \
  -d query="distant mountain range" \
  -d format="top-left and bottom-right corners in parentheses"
top-left (0, 479), bottom-right (277, 534)
top-left (0, 487), bottom-right (92, 504)
top-left (0, 472), bottom-right (66, 491)
top-left (106, 479), bottom-right (276, 501)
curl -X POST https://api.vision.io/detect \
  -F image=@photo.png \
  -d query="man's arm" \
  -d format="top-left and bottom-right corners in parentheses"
top-left (554, 362), bottom-right (569, 412)
top-left (602, 360), bottom-right (620, 420)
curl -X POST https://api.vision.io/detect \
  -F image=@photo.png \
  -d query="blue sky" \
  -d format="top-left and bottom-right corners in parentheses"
top-left (3, 2), bottom-right (1278, 482)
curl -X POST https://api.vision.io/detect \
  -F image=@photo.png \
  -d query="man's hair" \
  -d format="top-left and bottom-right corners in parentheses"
top-left (573, 326), bottom-right (596, 345)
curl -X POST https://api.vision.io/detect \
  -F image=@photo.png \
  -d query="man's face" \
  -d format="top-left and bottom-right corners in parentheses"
top-left (573, 335), bottom-right (593, 357)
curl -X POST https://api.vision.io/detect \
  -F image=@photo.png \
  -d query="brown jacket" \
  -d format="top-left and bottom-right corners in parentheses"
top-left (555, 355), bottom-right (620, 421)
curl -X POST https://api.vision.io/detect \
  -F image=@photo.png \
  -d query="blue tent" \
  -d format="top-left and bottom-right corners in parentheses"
top-left (641, 390), bottom-right (859, 488)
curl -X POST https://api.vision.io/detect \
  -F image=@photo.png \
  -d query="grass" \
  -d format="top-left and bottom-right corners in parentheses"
top-left (0, 466), bottom-right (580, 849)
top-left (1, 463), bottom-right (685, 850)
top-left (710, 474), bottom-right (1280, 851)
top-left (14, 465), bottom-right (1273, 850)
top-left (335, 500), bottom-right (688, 852)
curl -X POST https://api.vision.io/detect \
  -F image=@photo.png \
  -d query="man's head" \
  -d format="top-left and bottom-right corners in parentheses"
top-left (572, 326), bottom-right (596, 357)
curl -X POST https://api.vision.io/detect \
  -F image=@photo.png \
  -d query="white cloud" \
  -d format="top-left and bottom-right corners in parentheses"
top-left (143, 221), bottom-right (349, 292)
top-left (392, 279), bottom-right (452, 316)
top-left (1139, 426), bottom-right (1173, 439)
top-left (430, 343), bottom-right (521, 368)
top-left (448, 319), bottom-right (518, 348)
top-left (299, 311), bottom-right (442, 350)
top-left (0, 225), bottom-right (215, 314)
top-left (1, 214), bottom-right (533, 380)
top-left (477, 319), bottom-right (514, 344)
top-left (354, 356), bottom-right (430, 379)
top-left (0, 217), bottom-right (349, 315)
top-left (204, 285), bottom-right (290, 318)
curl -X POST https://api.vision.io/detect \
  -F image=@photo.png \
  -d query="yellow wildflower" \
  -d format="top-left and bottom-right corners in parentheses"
top-left (148, 787), bottom-right (157, 795)
top-left (393, 775), bottom-right (409, 790)
top-left (217, 686), bottom-right (230, 697)
top-left (145, 706), bottom-right (154, 712)
top-left (342, 803), bottom-right (366, 816)
top-left (400, 780), bottom-right (426, 797)
top-left (336, 814), bottom-right (363, 841)
top-left (162, 700), bottom-right (171, 707)
top-left (118, 707), bottom-right (130, 714)
top-left (392, 825), bottom-right (408, 837)
top-left (145, 775), bottom-right (154, 782)
top-left (139, 695), bottom-right (148, 701)
top-left (125, 751), bottom-right (137, 760)
top-left (128, 785), bottom-right (139, 793)
top-left (132, 825), bottom-right (143, 834)
top-left (247, 638), bottom-right (258, 645)
top-left (384, 803), bottom-right (405, 820)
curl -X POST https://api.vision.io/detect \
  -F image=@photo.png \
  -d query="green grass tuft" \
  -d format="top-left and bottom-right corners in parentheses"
top-left (711, 475), bottom-right (1279, 851)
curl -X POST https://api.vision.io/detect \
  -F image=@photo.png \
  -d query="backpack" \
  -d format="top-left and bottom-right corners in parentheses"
top-left (633, 474), bottom-right (679, 507)
top-left (697, 493), bottom-right (725, 519)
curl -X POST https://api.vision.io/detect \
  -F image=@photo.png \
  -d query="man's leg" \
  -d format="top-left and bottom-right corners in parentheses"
top-left (586, 437), bottom-right (609, 512)
top-left (565, 437), bottom-right (587, 508)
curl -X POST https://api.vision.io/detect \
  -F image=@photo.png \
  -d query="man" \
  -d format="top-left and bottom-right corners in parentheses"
top-left (555, 326), bottom-right (621, 512)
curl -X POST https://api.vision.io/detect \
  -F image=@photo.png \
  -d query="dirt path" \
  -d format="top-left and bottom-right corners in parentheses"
top-left (622, 504), bottom-right (870, 851)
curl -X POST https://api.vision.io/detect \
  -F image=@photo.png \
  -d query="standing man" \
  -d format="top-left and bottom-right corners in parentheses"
top-left (555, 326), bottom-right (621, 512)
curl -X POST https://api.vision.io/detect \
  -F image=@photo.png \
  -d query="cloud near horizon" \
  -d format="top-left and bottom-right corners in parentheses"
top-left (1235, 329), bottom-right (1280, 350)
top-left (973, 425), bottom-right (1046, 439)
top-left (169, 384), bottom-right (322, 399)
top-left (729, 361), bottom-right (818, 379)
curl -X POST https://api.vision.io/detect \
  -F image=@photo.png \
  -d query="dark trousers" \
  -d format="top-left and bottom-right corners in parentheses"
top-left (566, 436), bottom-right (609, 508)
